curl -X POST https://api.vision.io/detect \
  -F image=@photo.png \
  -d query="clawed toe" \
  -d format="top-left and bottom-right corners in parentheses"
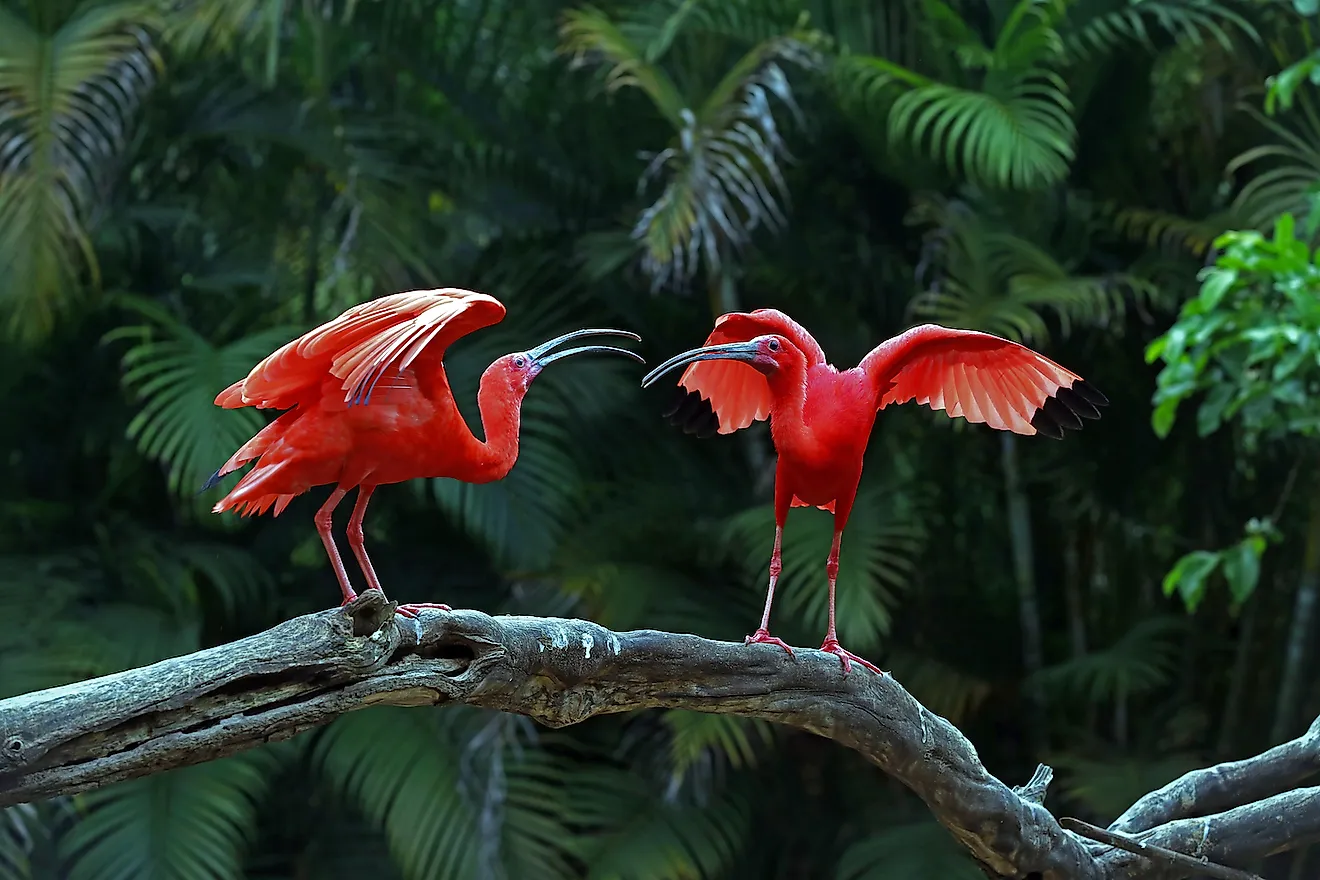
top-left (395, 602), bottom-right (453, 619)
top-left (745, 629), bottom-right (795, 657)
top-left (819, 638), bottom-right (883, 675)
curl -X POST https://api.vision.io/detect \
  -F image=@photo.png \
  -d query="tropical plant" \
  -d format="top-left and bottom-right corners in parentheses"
top-left (2, 0), bottom-right (1319, 875)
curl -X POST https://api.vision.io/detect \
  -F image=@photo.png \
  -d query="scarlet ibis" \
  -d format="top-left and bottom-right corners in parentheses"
top-left (204, 288), bottom-right (643, 617)
top-left (642, 311), bottom-right (1107, 674)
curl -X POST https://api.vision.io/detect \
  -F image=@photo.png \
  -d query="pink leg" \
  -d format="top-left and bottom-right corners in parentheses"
top-left (315, 487), bottom-right (356, 605)
top-left (745, 525), bottom-right (794, 657)
top-left (344, 485), bottom-right (451, 620)
top-left (818, 529), bottom-right (884, 676)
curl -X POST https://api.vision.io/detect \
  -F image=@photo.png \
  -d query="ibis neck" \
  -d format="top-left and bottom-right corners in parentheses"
top-left (471, 377), bottom-right (525, 482)
top-left (765, 356), bottom-right (810, 445)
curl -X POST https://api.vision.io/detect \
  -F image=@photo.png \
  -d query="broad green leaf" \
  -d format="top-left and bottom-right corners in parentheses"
top-left (1161, 550), bottom-right (1221, 612)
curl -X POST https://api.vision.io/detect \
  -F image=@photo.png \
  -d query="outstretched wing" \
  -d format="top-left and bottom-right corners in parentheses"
top-left (670, 309), bottom-right (828, 435)
top-left (215, 288), bottom-right (506, 410)
top-left (860, 324), bottom-right (1108, 438)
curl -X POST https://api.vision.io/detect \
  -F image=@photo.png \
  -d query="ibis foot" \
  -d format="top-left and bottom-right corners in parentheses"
top-left (396, 602), bottom-right (453, 619)
top-left (819, 638), bottom-right (883, 675)
top-left (745, 628), bottom-right (795, 657)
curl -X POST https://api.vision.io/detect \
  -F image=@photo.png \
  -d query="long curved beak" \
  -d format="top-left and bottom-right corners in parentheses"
top-left (640, 341), bottom-right (761, 388)
top-left (528, 328), bottom-right (645, 368)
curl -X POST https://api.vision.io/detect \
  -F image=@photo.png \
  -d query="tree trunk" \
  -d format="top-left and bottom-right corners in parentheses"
top-left (1217, 598), bottom-right (1258, 758)
top-left (1272, 477), bottom-right (1320, 743)
top-left (1001, 432), bottom-right (1047, 739)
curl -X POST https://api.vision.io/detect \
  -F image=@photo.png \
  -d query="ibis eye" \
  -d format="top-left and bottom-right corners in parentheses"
top-left (767, 338), bottom-right (781, 352)
top-left (513, 355), bottom-right (527, 369)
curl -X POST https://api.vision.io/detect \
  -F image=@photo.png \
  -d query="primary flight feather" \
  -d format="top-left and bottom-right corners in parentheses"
top-left (205, 287), bottom-right (644, 617)
top-left (643, 309), bottom-right (1107, 673)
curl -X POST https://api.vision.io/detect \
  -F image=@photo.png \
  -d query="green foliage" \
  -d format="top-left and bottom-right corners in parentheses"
top-left (1161, 518), bottom-right (1278, 612)
top-left (0, 0), bottom-right (161, 341)
top-left (835, 818), bottom-right (984, 880)
top-left (1032, 616), bottom-right (1187, 705)
top-left (107, 296), bottom-right (301, 504)
top-left (1147, 211), bottom-right (1320, 450)
top-left (833, 0), bottom-right (1077, 190)
top-left (560, 3), bottom-right (823, 286)
top-left (60, 753), bottom-right (274, 880)
top-left (3, 0), bottom-right (1320, 875)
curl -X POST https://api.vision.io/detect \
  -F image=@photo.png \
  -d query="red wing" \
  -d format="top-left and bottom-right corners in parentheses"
top-left (216, 288), bottom-right (506, 410)
top-left (861, 324), bottom-right (1108, 437)
top-left (677, 309), bottom-right (828, 434)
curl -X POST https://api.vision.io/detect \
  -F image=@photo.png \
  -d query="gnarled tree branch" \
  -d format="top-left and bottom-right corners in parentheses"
top-left (0, 591), bottom-right (1314, 880)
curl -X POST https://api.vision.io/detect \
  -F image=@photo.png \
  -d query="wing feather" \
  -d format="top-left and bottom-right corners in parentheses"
top-left (674, 309), bottom-right (828, 435)
top-left (216, 288), bottom-right (506, 410)
top-left (861, 323), bottom-right (1107, 438)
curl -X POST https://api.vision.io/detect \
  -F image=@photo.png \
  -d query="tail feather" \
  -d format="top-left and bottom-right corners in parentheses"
top-left (199, 410), bottom-right (300, 495)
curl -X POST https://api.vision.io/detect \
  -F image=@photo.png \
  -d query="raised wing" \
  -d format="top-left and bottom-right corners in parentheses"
top-left (671, 309), bottom-right (828, 435)
top-left (215, 288), bottom-right (506, 410)
top-left (861, 324), bottom-right (1108, 438)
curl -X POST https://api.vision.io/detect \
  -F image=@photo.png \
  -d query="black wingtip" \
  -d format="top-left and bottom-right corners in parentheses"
top-left (1071, 379), bottom-right (1109, 408)
top-left (1031, 381), bottom-right (1108, 440)
top-left (663, 388), bottom-right (721, 438)
top-left (197, 467), bottom-right (225, 496)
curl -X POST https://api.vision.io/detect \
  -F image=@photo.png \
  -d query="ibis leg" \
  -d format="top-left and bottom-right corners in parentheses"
top-left (346, 485), bottom-right (385, 594)
top-left (344, 485), bottom-right (452, 619)
top-left (745, 525), bottom-right (794, 657)
top-left (314, 487), bottom-right (356, 605)
top-left (818, 528), bottom-right (884, 676)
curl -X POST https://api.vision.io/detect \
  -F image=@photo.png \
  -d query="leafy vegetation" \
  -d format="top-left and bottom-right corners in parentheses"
top-left (1, 0), bottom-right (1318, 877)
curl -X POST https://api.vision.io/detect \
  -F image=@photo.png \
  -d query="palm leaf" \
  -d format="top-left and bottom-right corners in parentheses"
top-left (315, 707), bottom-right (481, 880)
top-left (832, 0), bottom-right (1076, 190)
top-left (884, 649), bottom-right (994, 726)
top-left (1050, 751), bottom-right (1205, 819)
top-left (60, 751), bottom-right (274, 880)
top-left (1030, 615), bottom-right (1188, 705)
top-left (661, 710), bottom-right (777, 782)
top-left (105, 295), bottom-right (300, 506)
top-left (1228, 101), bottom-right (1320, 231)
top-left (1060, 0), bottom-right (1258, 64)
top-left (565, 765), bottom-right (752, 880)
top-left (0, 0), bottom-right (162, 341)
top-left (561, 5), bottom-right (822, 286)
top-left (907, 194), bottom-right (1160, 341)
top-left (835, 818), bottom-right (985, 880)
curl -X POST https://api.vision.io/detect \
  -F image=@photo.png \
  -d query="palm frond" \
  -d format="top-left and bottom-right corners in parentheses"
top-left (835, 818), bottom-right (985, 880)
top-left (106, 295), bottom-right (300, 506)
top-left (1031, 616), bottom-right (1188, 705)
top-left (315, 707), bottom-right (481, 880)
top-left (0, 1), bottom-right (162, 341)
top-left (60, 751), bottom-right (275, 880)
top-left (662, 710), bottom-right (777, 782)
top-left (562, 5), bottom-right (822, 286)
top-left (1050, 751), bottom-right (1204, 819)
top-left (1060, 0), bottom-right (1257, 64)
top-left (907, 194), bottom-right (1161, 341)
top-left (884, 649), bottom-right (994, 726)
top-left (832, 0), bottom-right (1076, 190)
top-left (1228, 101), bottom-right (1320, 231)
top-left (565, 765), bottom-right (752, 879)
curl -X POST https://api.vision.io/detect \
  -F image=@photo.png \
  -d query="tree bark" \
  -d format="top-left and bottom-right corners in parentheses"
top-left (0, 591), bottom-right (1317, 880)
top-left (1273, 481), bottom-right (1320, 744)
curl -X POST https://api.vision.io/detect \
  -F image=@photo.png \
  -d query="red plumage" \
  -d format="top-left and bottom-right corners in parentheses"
top-left (207, 288), bottom-right (643, 617)
top-left (646, 310), bottom-right (1107, 673)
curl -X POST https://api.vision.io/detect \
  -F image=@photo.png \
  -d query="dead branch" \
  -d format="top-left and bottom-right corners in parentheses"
top-left (0, 591), bottom-right (1314, 880)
